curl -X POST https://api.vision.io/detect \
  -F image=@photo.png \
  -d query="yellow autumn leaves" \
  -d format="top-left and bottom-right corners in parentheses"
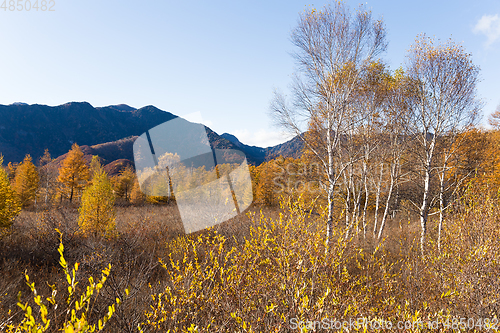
top-left (0, 153), bottom-right (39, 229)
top-left (0, 144), bottom-right (117, 237)
top-left (0, 155), bottom-right (21, 228)
top-left (78, 156), bottom-right (116, 238)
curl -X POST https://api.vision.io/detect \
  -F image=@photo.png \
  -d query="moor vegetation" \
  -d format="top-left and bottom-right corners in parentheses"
top-left (2, 1), bottom-right (500, 332)
top-left (1, 142), bottom-right (500, 332)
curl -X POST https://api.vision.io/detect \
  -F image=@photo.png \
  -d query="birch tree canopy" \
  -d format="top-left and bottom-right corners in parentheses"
top-left (271, 1), bottom-right (387, 245)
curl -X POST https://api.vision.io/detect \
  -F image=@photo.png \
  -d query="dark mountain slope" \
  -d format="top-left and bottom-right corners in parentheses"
top-left (265, 134), bottom-right (304, 160)
top-left (0, 101), bottom-right (303, 170)
top-left (0, 102), bottom-right (177, 163)
top-left (221, 133), bottom-right (304, 164)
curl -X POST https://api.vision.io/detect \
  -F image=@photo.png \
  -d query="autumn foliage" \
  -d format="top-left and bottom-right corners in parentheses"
top-left (2, 1), bottom-right (500, 331)
top-left (57, 143), bottom-right (90, 203)
top-left (78, 157), bottom-right (116, 237)
top-left (12, 155), bottom-right (39, 207)
top-left (1, 128), bottom-right (500, 331)
top-left (0, 155), bottom-right (21, 229)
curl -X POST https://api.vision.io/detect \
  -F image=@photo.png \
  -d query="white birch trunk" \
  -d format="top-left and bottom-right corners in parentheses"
top-left (437, 167), bottom-right (446, 252)
top-left (378, 161), bottom-right (396, 241)
top-left (362, 161), bottom-right (369, 239)
top-left (373, 163), bottom-right (384, 237)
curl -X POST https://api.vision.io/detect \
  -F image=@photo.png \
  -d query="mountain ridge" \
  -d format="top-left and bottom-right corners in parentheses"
top-left (0, 102), bottom-right (303, 171)
top-left (221, 132), bottom-right (303, 165)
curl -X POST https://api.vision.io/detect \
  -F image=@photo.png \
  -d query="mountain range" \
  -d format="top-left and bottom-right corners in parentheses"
top-left (0, 102), bottom-right (303, 173)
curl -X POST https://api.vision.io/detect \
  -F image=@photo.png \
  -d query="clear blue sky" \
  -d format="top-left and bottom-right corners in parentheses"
top-left (1, 0), bottom-right (499, 147)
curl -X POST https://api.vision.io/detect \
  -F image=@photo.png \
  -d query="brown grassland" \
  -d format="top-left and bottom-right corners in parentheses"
top-left (0, 183), bottom-right (499, 332)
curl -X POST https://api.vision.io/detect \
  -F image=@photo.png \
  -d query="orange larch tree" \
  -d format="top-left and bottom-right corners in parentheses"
top-left (57, 143), bottom-right (90, 203)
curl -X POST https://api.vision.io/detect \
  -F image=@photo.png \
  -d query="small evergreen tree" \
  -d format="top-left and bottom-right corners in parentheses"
top-left (12, 154), bottom-right (40, 207)
top-left (39, 149), bottom-right (53, 167)
top-left (115, 166), bottom-right (135, 202)
top-left (58, 143), bottom-right (90, 203)
top-left (0, 155), bottom-right (21, 228)
top-left (38, 149), bottom-right (57, 205)
top-left (6, 162), bottom-right (17, 182)
top-left (78, 158), bottom-right (116, 237)
top-left (130, 178), bottom-right (145, 205)
top-left (89, 155), bottom-right (104, 180)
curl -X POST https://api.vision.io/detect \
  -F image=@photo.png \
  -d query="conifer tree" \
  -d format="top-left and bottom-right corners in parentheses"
top-left (255, 160), bottom-right (282, 206)
top-left (130, 178), bottom-right (145, 205)
top-left (115, 166), bottom-right (135, 202)
top-left (89, 155), bottom-right (104, 179)
top-left (39, 149), bottom-right (52, 167)
top-left (58, 143), bottom-right (90, 203)
top-left (38, 149), bottom-right (57, 205)
top-left (7, 162), bottom-right (17, 182)
top-left (0, 155), bottom-right (21, 228)
top-left (12, 154), bottom-right (40, 207)
top-left (78, 158), bottom-right (116, 237)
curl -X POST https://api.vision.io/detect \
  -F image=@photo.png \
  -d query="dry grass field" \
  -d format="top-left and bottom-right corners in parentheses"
top-left (1, 185), bottom-right (500, 332)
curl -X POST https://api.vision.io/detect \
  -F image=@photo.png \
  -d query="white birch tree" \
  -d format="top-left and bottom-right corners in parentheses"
top-left (271, 1), bottom-right (387, 246)
top-left (403, 35), bottom-right (481, 253)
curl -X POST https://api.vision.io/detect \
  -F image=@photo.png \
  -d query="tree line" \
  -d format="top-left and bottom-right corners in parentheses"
top-left (251, 124), bottom-right (500, 239)
top-left (3, 119), bottom-right (500, 244)
top-left (270, 1), bottom-right (484, 253)
top-left (0, 144), bottom-right (145, 235)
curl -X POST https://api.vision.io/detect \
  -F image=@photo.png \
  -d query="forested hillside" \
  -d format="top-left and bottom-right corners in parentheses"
top-left (0, 102), bottom-right (303, 168)
top-left (0, 102), bottom-right (177, 163)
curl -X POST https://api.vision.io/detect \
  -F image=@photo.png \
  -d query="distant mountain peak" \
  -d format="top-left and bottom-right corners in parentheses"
top-left (220, 133), bottom-right (243, 147)
top-left (101, 104), bottom-right (136, 112)
top-left (220, 132), bottom-right (302, 164)
top-left (10, 102), bottom-right (28, 106)
top-left (62, 101), bottom-right (94, 108)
